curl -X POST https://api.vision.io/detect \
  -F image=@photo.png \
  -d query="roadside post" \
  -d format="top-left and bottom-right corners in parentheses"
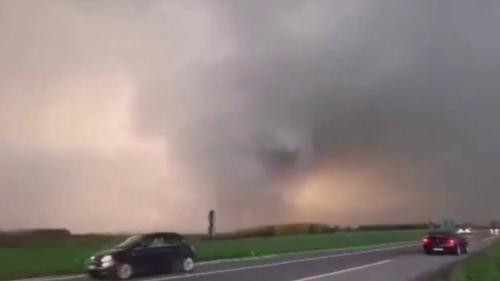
top-left (208, 210), bottom-right (216, 239)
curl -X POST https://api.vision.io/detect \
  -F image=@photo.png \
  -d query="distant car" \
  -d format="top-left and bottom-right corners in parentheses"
top-left (422, 231), bottom-right (468, 255)
top-left (87, 233), bottom-right (196, 280)
top-left (457, 227), bottom-right (472, 234)
top-left (491, 228), bottom-right (499, 235)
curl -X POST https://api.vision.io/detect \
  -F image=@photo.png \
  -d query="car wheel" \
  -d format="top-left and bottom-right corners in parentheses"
top-left (116, 263), bottom-right (133, 280)
top-left (181, 257), bottom-right (195, 272)
top-left (425, 249), bottom-right (433, 255)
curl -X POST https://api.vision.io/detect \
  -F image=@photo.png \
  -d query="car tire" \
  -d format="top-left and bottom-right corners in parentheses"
top-left (181, 257), bottom-right (195, 272)
top-left (425, 249), bottom-right (433, 255)
top-left (116, 263), bottom-right (134, 280)
top-left (171, 257), bottom-right (195, 273)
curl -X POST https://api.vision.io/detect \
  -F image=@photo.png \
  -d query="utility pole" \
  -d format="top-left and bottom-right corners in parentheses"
top-left (208, 210), bottom-right (216, 239)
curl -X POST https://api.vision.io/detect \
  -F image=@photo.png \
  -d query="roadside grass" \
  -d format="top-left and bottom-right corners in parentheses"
top-left (0, 230), bottom-right (424, 280)
top-left (0, 237), bottom-right (124, 281)
top-left (192, 229), bottom-right (424, 261)
top-left (447, 239), bottom-right (500, 281)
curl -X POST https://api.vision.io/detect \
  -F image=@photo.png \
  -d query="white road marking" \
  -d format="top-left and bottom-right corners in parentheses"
top-left (197, 240), bottom-right (416, 265)
top-left (141, 244), bottom-right (417, 281)
top-left (482, 236), bottom-right (497, 242)
top-left (290, 259), bottom-right (394, 281)
top-left (197, 254), bottom-right (278, 265)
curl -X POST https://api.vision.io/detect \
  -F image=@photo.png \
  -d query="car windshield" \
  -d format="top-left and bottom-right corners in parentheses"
top-left (114, 235), bottom-right (144, 249)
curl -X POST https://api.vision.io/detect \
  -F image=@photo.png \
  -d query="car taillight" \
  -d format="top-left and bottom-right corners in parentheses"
top-left (422, 238), bottom-right (429, 244)
top-left (448, 239), bottom-right (456, 245)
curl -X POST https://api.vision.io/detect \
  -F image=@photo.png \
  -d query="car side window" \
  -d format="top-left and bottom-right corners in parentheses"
top-left (148, 237), bottom-right (167, 248)
top-left (135, 237), bottom-right (153, 248)
top-left (163, 239), bottom-right (181, 247)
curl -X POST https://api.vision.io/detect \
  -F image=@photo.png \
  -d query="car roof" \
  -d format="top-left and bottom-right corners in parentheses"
top-left (144, 232), bottom-right (184, 240)
top-left (426, 231), bottom-right (455, 236)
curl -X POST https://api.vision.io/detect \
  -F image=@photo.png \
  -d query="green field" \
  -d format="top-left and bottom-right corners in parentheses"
top-left (444, 239), bottom-right (500, 281)
top-left (0, 230), bottom-right (424, 280)
top-left (0, 236), bottom-right (124, 281)
top-left (192, 229), bottom-right (424, 261)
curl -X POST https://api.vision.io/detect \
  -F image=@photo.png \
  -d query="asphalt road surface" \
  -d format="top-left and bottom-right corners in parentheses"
top-left (24, 232), bottom-right (497, 281)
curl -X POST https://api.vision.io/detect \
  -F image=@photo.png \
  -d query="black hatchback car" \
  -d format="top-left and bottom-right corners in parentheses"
top-left (87, 233), bottom-right (196, 279)
top-left (422, 231), bottom-right (469, 255)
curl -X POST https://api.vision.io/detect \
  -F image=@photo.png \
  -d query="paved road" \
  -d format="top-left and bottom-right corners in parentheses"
top-left (25, 232), bottom-right (496, 281)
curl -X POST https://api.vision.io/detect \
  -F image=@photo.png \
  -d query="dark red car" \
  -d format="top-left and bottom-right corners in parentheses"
top-left (422, 231), bottom-right (469, 255)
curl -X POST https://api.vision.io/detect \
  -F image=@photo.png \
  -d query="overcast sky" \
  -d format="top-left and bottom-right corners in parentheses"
top-left (1, 0), bottom-right (500, 233)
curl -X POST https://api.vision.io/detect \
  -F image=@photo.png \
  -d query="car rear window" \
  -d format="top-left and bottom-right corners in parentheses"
top-left (426, 232), bottom-right (456, 238)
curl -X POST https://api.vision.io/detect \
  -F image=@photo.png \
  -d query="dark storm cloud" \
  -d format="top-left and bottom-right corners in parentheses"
top-left (1, 0), bottom-right (500, 232)
top-left (135, 0), bottom-right (500, 227)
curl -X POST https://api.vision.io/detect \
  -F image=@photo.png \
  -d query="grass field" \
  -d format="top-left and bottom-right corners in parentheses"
top-left (192, 229), bottom-right (424, 261)
top-left (0, 230), bottom-right (424, 280)
top-left (0, 236), bottom-right (124, 281)
top-left (445, 239), bottom-right (500, 281)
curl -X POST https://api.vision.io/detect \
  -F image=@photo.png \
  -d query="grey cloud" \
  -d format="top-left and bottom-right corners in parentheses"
top-left (1, 0), bottom-right (500, 232)
top-left (135, 0), bottom-right (500, 227)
